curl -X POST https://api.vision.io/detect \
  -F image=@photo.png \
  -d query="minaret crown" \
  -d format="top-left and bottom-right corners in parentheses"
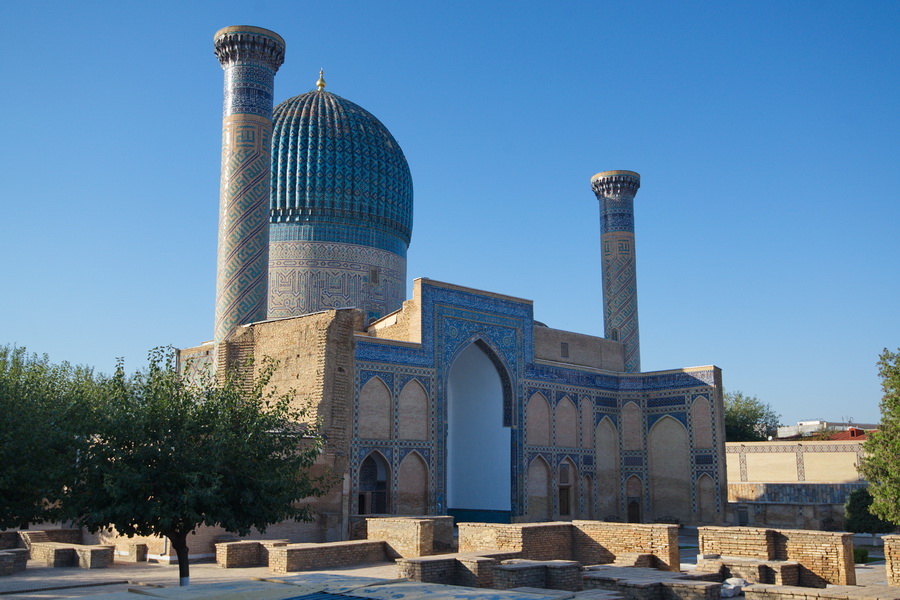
top-left (214, 26), bottom-right (285, 71)
top-left (591, 170), bottom-right (641, 198)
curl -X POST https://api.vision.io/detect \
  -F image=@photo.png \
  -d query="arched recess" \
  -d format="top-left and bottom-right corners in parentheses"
top-left (622, 402), bottom-right (642, 451)
top-left (557, 458), bottom-right (578, 518)
top-left (397, 452), bottom-right (429, 515)
top-left (625, 475), bottom-right (643, 523)
top-left (526, 393), bottom-right (551, 446)
top-left (398, 379), bottom-right (429, 441)
top-left (580, 400), bottom-right (593, 448)
top-left (648, 416), bottom-right (691, 523)
top-left (359, 452), bottom-right (390, 514)
top-left (447, 341), bottom-right (512, 522)
top-left (359, 377), bottom-right (391, 440)
top-left (595, 417), bottom-right (620, 519)
top-left (691, 396), bottom-right (713, 449)
top-left (697, 474), bottom-right (717, 524)
top-left (556, 397), bottom-right (577, 448)
top-left (582, 474), bottom-right (595, 519)
top-left (526, 456), bottom-right (551, 521)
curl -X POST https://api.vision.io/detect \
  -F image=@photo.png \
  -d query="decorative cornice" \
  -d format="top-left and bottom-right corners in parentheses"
top-left (214, 26), bottom-right (285, 71)
top-left (591, 171), bottom-right (641, 199)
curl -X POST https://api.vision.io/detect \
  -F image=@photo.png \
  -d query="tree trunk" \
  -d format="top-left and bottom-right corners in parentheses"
top-left (167, 531), bottom-right (191, 586)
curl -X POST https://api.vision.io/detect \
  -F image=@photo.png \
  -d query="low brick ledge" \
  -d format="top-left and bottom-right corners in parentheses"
top-left (745, 583), bottom-right (900, 600)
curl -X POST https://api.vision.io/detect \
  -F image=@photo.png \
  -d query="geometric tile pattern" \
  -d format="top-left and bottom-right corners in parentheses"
top-left (267, 240), bottom-right (406, 323)
top-left (213, 27), bottom-right (285, 344)
top-left (269, 90), bottom-right (413, 245)
top-left (592, 171), bottom-right (641, 373)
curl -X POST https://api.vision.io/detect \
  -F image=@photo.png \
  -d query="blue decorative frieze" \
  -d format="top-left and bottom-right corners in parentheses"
top-left (526, 364), bottom-right (620, 389)
top-left (641, 370), bottom-right (717, 390)
top-left (647, 395), bottom-right (686, 407)
top-left (595, 396), bottom-right (617, 407)
top-left (695, 454), bottom-right (714, 465)
top-left (624, 456), bottom-right (644, 467)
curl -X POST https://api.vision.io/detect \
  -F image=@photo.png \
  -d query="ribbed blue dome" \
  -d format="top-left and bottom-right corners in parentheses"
top-left (269, 90), bottom-right (413, 247)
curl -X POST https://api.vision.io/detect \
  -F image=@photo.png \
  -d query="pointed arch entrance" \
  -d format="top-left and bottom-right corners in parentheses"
top-left (447, 340), bottom-right (512, 523)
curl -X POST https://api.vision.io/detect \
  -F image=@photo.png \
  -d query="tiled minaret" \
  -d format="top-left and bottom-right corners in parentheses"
top-left (591, 170), bottom-right (642, 373)
top-left (213, 26), bottom-right (285, 345)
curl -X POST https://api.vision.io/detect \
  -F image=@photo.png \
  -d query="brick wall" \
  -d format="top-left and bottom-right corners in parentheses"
top-left (884, 535), bottom-right (900, 586)
top-left (772, 529), bottom-right (855, 587)
top-left (44, 529), bottom-right (82, 545)
top-left (573, 521), bottom-right (680, 571)
top-left (699, 526), bottom-right (772, 560)
top-left (0, 533), bottom-right (18, 550)
top-left (366, 517), bottom-right (433, 558)
top-left (458, 521), bottom-right (677, 569)
top-left (698, 526), bottom-right (855, 587)
top-left (396, 550), bottom-right (520, 587)
top-left (493, 560), bottom-right (583, 591)
top-left (268, 540), bottom-right (387, 574)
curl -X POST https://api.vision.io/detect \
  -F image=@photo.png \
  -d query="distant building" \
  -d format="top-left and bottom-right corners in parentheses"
top-left (725, 427), bottom-right (873, 529)
top-left (776, 420), bottom-right (878, 439)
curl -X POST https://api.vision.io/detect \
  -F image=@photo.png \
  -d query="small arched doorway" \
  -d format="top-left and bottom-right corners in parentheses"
top-left (359, 452), bottom-right (390, 514)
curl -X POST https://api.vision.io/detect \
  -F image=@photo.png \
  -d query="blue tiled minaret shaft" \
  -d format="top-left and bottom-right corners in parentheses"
top-left (213, 26), bottom-right (285, 345)
top-left (591, 170), bottom-right (642, 373)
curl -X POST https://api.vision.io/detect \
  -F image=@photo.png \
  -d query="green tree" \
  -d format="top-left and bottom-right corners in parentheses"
top-left (0, 346), bottom-right (98, 529)
top-left (65, 348), bottom-right (328, 586)
top-left (723, 390), bottom-right (781, 442)
top-left (859, 348), bottom-right (900, 525)
top-left (844, 487), bottom-right (894, 535)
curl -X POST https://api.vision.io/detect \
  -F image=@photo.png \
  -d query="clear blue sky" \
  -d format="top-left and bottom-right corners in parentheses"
top-left (2, 1), bottom-right (898, 425)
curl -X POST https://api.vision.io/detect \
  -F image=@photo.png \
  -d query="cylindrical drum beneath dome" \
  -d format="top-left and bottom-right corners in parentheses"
top-left (266, 88), bottom-right (413, 323)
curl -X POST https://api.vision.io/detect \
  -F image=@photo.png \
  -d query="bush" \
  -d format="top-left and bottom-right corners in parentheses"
top-left (853, 547), bottom-right (869, 564)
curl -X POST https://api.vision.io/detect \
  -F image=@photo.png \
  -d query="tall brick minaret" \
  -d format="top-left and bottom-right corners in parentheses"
top-left (591, 170), bottom-right (642, 373)
top-left (213, 26), bottom-right (285, 345)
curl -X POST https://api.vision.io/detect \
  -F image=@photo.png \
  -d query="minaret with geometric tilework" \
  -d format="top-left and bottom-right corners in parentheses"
top-left (213, 26), bottom-right (285, 345)
top-left (591, 170), bottom-right (642, 373)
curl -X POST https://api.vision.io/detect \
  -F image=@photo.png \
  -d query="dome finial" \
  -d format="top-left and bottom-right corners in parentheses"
top-left (316, 68), bottom-right (326, 91)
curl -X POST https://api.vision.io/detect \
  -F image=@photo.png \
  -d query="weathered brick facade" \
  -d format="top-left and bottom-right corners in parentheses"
top-left (365, 517), bottom-right (433, 558)
top-left (884, 535), bottom-right (900, 586)
top-left (457, 521), bottom-right (679, 571)
top-left (268, 540), bottom-right (388, 574)
top-left (698, 526), bottom-right (855, 587)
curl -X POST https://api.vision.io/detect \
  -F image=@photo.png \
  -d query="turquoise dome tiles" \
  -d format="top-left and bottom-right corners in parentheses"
top-left (266, 88), bottom-right (412, 322)
top-left (269, 90), bottom-right (413, 248)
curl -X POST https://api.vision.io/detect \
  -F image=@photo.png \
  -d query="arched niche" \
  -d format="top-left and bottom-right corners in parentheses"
top-left (359, 377), bottom-right (391, 440)
top-left (648, 416), bottom-right (691, 523)
top-left (398, 379), bottom-right (429, 441)
top-left (625, 475), bottom-right (643, 523)
top-left (397, 452), bottom-right (429, 515)
top-left (526, 392), bottom-right (551, 447)
top-left (557, 458), bottom-right (578, 519)
top-left (691, 396), bottom-right (713, 449)
top-left (359, 451), bottom-right (390, 514)
top-left (622, 401), bottom-right (642, 451)
top-left (595, 416), bottom-right (620, 519)
top-left (526, 456), bottom-right (551, 521)
top-left (556, 396), bottom-right (578, 448)
top-left (580, 399), bottom-right (593, 448)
